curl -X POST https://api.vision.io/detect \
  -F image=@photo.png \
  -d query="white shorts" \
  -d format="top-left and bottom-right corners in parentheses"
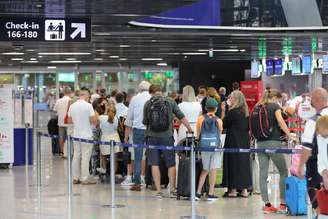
top-left (201, 152), bottom-right (222, 171)
top-left (100, 133), bottom-right (121, 156)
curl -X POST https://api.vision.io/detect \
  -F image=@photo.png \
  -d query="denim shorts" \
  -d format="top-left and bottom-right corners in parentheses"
top-left (147, 136), bottom-right (175, 168)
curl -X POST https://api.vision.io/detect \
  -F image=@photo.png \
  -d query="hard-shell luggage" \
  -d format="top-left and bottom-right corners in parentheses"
top-left (285, 176), bottom-right (307, 216)
top-left (176, 133), bottom-right (209, 200)
top-left (176, 155), bottom-right (209, 200)
top-left (47, 118), bottom-right (60, 154)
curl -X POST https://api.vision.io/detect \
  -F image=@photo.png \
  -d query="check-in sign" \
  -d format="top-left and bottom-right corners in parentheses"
top-left (0, 17), bottom-right (91, 42)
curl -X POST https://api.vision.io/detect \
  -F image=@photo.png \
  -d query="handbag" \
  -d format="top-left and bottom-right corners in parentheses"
top-left (63, 100), bottom-right (71, 124)
top-left (316, 188), bottom-right (328, 215)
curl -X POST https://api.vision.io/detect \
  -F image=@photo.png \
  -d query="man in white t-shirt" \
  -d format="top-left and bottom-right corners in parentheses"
top-left (53, 87), bottom-right (72, 156)
top-left (296, 88), bottom-right (328, 214)
top-left (68, 88), bottom-right (98, 185)
top-left (115, 92), bottom-right (128, 119)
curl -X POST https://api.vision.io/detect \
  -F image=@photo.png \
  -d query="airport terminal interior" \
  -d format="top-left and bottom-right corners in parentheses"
top-left (2, 0), bottom-right (328, 219)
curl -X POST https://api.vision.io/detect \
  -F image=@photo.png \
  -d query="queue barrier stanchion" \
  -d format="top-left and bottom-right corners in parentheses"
top-left (37, 132), bottom-right (41, 188)
top-left (67, 135), bottom-right (73, 219)
top-left (25, 123), bottom-right (30, 167)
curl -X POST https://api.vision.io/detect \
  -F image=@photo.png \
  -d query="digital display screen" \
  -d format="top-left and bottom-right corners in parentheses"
top-left (323, 55), bottom-right (328, 73)
top-left (251, 60), bottom-right (260, 78)
top-left (302, 55), bottom-right (312, 74)
top-left (291, 57), bottom-right (301, 75)
top-left (58, 73), bottom-right (75, 82)
top-left (274, 59), bottom-right (283, 75)
top-left (266, 59), bottom-right (274, 76)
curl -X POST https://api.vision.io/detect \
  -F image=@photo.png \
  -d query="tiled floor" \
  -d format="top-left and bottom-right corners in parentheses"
top-left (0, 137), bottom-right (311, 219)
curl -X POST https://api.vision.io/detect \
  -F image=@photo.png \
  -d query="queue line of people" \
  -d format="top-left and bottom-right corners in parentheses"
top-left (51, 82), bottom-right (328, 216)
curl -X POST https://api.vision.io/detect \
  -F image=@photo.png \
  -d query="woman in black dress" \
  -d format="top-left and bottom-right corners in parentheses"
top-left (221, 90), bottom-right (252, 197)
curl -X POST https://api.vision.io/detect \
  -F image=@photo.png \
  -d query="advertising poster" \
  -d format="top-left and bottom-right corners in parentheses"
top-left (0, 85), bottom-right (14, 163)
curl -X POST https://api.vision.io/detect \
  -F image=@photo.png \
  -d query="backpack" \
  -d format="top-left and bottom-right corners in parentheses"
top-left (199, 114), bottom-right (221, 147)
top-left (117, 116), bottom-right (126, 143)
top-left (47, 117), bottom-right (59, 135)
top-left (249, 104), bottom-right (272, 141)
top-left (147, 96), bottom-right (170, 132)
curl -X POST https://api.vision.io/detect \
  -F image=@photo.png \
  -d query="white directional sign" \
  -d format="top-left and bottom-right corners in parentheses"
top-left (70, 23), bottom-right (86, 39)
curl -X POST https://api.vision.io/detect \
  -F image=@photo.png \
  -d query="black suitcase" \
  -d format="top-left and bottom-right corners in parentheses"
top-left (176, 155), bottom-right (209, 200)
top-left (145, 153), bottom-right (169, 189)
top-left (176, 134), bottom-right (209, 200)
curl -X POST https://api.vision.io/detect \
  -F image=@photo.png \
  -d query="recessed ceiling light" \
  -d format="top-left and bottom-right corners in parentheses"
top-left (66, 58), bottom-right (77, 61)
top-left (11, 58), bottom-right (24, 61)
top-left (119, 58), bottom-right (128, 61)
top-left (22, 60), bottom-right (39, 63)
top-left (95, 49), bottom-right (105, 52)
top-left (157, 63), bottom-right (168, 66)
top-left (142, 58), bottom-right (163, 61)
top-left (26, 49), bottom-right (35, 52)
top-left (50, 60), bottom-right (82, 63)
top-left (100, 52), bottom-right (109, 55)
top-left (182, 52), bottom-right (207, 55)
top-left (35, 4), bottom-right (42, 8)
top-left (197, 49), bottom-right (239, 52)
top-left (38, 52), bottom-right (91, 55)
top-left (93, 32), bottom-right (112, 36)
top-left (240, 49), bottom-right (246, 52)
top-left (94, 58), bottom-right (104, 61)
top-left (30, 58), bottom-right (37, 61)
top-left (2, 52), bottom-right (24, 55)
top-left (38, 55), bottom-right (43, 58)
top-left (109, 56), bottom-right (119, 58)
top-left (151, 40), bottom-right (157, 42)
top-left (47, 66), bottom-right (57, 69)
top-left (119, 45), bottom-right (131, 48)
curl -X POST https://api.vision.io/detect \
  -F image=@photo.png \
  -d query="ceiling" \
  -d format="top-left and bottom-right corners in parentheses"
top-left (0, 0), bottom-right (327, 68)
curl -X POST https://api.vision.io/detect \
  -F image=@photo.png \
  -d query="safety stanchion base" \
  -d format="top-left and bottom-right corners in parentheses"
top-left (101, 204), bottom-right (125, 208)
top-left (181, 216), bottom-right (207, 219)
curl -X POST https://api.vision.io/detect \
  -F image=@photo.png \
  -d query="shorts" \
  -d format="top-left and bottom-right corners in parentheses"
top-left (100, 133), bottom-right (121, 156)
top-left (201, 151), bottom-right (221, 171)
top-left (58, 127), bottom-right (67, 140)
top-left (147, 136), bottom-right (175, 168)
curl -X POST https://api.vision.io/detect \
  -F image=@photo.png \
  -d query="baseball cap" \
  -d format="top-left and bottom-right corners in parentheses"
top-left (206, 98), bottom-right (218, 109)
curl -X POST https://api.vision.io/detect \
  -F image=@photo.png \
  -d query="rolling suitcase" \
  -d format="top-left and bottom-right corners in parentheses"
top-left (285, 176), bottom-right (307, 216)
top-left (176, 133), bottom-right (209, 200)
top-left (316, 188), bottom-right (328, 215)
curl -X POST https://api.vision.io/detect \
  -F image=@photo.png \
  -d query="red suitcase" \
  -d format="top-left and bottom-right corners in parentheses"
top-left (316, 188), bottom-right (328, 215)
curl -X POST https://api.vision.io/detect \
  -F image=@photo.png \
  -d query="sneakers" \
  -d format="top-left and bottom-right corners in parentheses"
top-left (130, 184), bottom-right (142, 192)
top-left (96, 168), bottom-right (107, 174)
top-left (207, 194), bottom-right (219, 201)
top-left (121, 176), bottom-right (134, 186)
top-left (169, 190), bottom-right (177, 198)
top-left (262, 203), bottom-right (278, 214)
top-left (156, 192), bottom-right (164, 199)
top-left (277, 203), bottom-right (287, 214)
top-left (141, 176), bottom-right (146, 186)
top-left (195, 193), bottom-right (202, 201)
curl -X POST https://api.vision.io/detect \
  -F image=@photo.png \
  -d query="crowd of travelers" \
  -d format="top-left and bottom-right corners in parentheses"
top-left (50, 81), bottom-right (328, 216)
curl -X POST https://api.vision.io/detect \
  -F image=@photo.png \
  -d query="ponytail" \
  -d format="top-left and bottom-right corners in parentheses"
top-left (259, 89), bottom-right (282, 105)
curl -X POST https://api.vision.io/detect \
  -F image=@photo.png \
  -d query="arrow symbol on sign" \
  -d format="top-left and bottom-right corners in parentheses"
top-left (70, 23), bottom-right (86, 39)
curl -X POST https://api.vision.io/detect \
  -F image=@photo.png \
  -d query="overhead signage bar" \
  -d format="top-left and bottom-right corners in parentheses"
top-left (0, 17), bottom-right (91, 42)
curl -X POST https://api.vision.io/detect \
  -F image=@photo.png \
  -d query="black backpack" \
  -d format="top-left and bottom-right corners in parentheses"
top-left (47, 117), bottom-right (59, 135)
top-left (249, 104), bottom-right (272, 141)
top-left (117, 116), bottom-right (126, 143)
top-left (147, 96), bottom-right (170, 132)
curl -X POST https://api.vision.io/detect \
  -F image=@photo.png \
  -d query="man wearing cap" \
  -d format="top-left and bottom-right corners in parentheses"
top-left (123, 81), bottom-right (152, 191)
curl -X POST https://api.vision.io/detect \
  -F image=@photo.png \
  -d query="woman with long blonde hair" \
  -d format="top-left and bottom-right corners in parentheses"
top-left (221, 90), bottom-right (252, 198)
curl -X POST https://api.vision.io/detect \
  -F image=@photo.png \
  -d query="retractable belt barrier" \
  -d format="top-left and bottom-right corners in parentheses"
top-left (37, 131), bottom-right (304, 219)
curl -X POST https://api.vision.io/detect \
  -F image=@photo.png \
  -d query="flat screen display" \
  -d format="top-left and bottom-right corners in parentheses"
top-left (291, 57), bottom-right (301, 75)
top-left (58, 73), bottom-right (75, 82)
top-left (266, 59), bottom-right (274, 76)
top-left (323, 55), bottom-right (328, 73)
top-left (302, 55), bottom-right (312, 74)
top-left (251, 60), bottom-right (260, 78)
top-left (274, 59), bottom-right (283, 75)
